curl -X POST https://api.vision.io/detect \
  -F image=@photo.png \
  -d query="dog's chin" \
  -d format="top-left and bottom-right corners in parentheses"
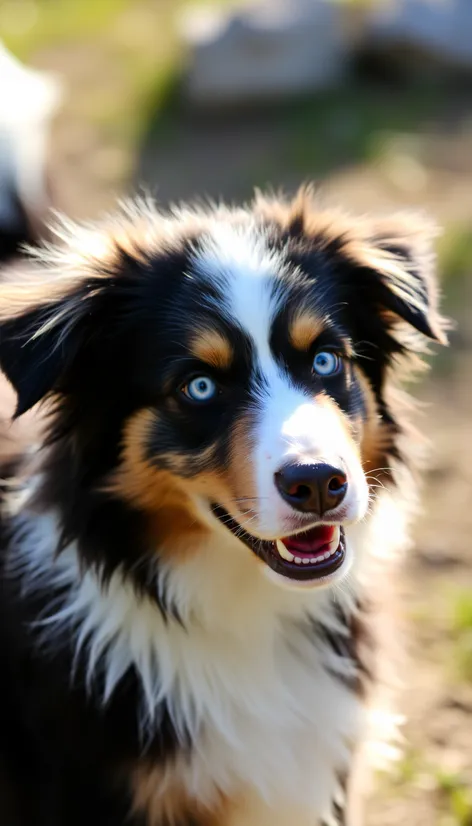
top-left (211, 505), bottom-right (348, 590)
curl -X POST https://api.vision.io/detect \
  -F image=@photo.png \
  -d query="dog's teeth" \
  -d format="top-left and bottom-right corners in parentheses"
top-left (275, 540), bottom-right (294, 562)
top-left (329, 526), bottom-right (341, 551)
top-left (276, 530), bottom-right (341, 568)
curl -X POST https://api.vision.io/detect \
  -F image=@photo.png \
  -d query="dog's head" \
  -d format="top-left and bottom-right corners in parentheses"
top-left (0, 191), bottom-right (446, 595)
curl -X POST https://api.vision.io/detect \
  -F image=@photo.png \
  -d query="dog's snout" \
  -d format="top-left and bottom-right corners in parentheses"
top-left (274, 463), bottom-right (348, 515)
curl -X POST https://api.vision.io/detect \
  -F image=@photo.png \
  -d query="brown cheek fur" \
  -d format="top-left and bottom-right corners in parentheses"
top-left (227, 413), bottom-right (259, 521)
top-left (112, 405), bottom-right (264, 556)
top-left (111, 408), bottom-right (210, 560)
top-left (112, 408), bottom-right (249, 559)
top-left (352, 366), bottom-right (395, 483)
top-left (131, 763), bottom-right (227, 826)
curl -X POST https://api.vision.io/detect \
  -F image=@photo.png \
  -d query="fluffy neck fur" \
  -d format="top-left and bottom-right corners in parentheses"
top-left (6, 471), bottom-right (406, 726)
top-left (2, 468), bottom-right (410, 822)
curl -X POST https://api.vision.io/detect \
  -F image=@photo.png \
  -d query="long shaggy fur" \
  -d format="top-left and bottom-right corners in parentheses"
top-left (0, 189), bottom-right (447, 826)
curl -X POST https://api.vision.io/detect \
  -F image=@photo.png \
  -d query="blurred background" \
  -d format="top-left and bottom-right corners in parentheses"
top-left (1, 0), bottom-right (471, 823)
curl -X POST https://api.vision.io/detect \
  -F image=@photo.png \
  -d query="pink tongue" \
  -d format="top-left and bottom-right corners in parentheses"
top-left (281, 525), bottom-right (336, 555)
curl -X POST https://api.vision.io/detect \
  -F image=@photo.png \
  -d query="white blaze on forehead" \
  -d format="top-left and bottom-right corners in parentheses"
top-left (193, 222), bottom-right (287, 365)
top-left (191, 223), bottom-right (368, 536)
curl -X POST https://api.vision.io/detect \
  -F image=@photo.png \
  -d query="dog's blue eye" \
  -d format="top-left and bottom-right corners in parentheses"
top-left (312, 351), bottom-right (342, 377)
top-left (183, 376), bottom-right (218, 403)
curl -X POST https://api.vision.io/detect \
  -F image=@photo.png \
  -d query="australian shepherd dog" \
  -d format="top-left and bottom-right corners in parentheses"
top-left (0, 188), bottom-right (446, 826)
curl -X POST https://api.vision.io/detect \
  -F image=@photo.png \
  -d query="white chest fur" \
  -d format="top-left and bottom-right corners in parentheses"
top-left (178, 616), bottom-right (363, 825)
top-left (9, 507), bottom-right (379, 825)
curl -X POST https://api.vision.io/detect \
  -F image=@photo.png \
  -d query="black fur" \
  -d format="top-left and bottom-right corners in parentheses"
top-left (0, 510), bottom-right (185, 825)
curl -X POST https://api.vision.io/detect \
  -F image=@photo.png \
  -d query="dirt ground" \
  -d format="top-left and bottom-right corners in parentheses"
top-left (12, 28), bottom-right (472, 823)
top-left (366, 375), bottom-right (472, 826)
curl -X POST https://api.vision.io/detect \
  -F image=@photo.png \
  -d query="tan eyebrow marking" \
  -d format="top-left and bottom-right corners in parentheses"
top-left (289, 309), bottom-right (325, 351)
top-left (188, 328), bottom-right (233, 370)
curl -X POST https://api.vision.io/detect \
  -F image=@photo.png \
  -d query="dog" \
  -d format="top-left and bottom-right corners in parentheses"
top-left (0, 188), bottom-right (446, 826)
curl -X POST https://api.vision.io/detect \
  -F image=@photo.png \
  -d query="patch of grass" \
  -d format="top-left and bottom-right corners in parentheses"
top-left (390, 748), bottom-right (422, 787)
top-left (451, 590), bottom-right (472, 634)
top-left (452, 640), bottom-right (472, 685)
top-left (285, 81), bottom-right (440, 177)
top-left (448, 589), bottom-right (472, 683)
top-left (435, 769), bottom-right (472, 826)
top-left (375, 749), bottom-right (472, 826)
top-left (1, 0), bottom-right (130, 59)
top-left (438, 226), bottom-right (472, 304)
top-left (382, 754), bottom-right (472, 826)
top-left (423, 223), bottom-right (472, 374)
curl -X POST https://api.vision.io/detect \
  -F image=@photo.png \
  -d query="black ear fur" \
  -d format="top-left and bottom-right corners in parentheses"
top-left (0, 303), bottom-right (83, 418)
top-left (0, 273), bottom-right (103, 419)
top-left (369, 235), bottom-right (447, 345)
top-left (340, 217), bottom-right (448, 352)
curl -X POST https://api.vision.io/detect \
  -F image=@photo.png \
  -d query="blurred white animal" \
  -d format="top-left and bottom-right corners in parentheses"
top-left (0, 42), bottom-right (62, 260)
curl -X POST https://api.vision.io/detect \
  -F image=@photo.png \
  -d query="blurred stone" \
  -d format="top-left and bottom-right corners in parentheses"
top-left (0, 41), bottom-right (62, 245)
top-left (180, 0), bottom-right (360, 107)
top-left (370, 0), bottom-right (472, 73)
top-left (415, 547), bottom-right (461, 567)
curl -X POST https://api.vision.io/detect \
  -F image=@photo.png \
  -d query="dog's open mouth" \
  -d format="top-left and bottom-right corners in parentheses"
top-left (212, 505), bottom-right (345, 582)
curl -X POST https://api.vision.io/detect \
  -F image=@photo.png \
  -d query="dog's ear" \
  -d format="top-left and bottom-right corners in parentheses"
top-left (0, 272), bottom-right (107, 418)
top-left (337, 214), bottom-right (448, 354)
top-left (365, 215), bottom-right (446, 343)
top-left (258, 191), bottom-right (448, 349)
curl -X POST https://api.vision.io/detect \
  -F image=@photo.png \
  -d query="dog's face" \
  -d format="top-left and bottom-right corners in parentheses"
top-left (0, 193), bottom-right (446, 594)
top-left (116, 221), bottom-right (371, 591)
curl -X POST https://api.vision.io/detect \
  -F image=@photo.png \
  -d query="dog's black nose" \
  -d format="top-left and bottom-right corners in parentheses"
top-left (274, 463), bottom-right (348, 515)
